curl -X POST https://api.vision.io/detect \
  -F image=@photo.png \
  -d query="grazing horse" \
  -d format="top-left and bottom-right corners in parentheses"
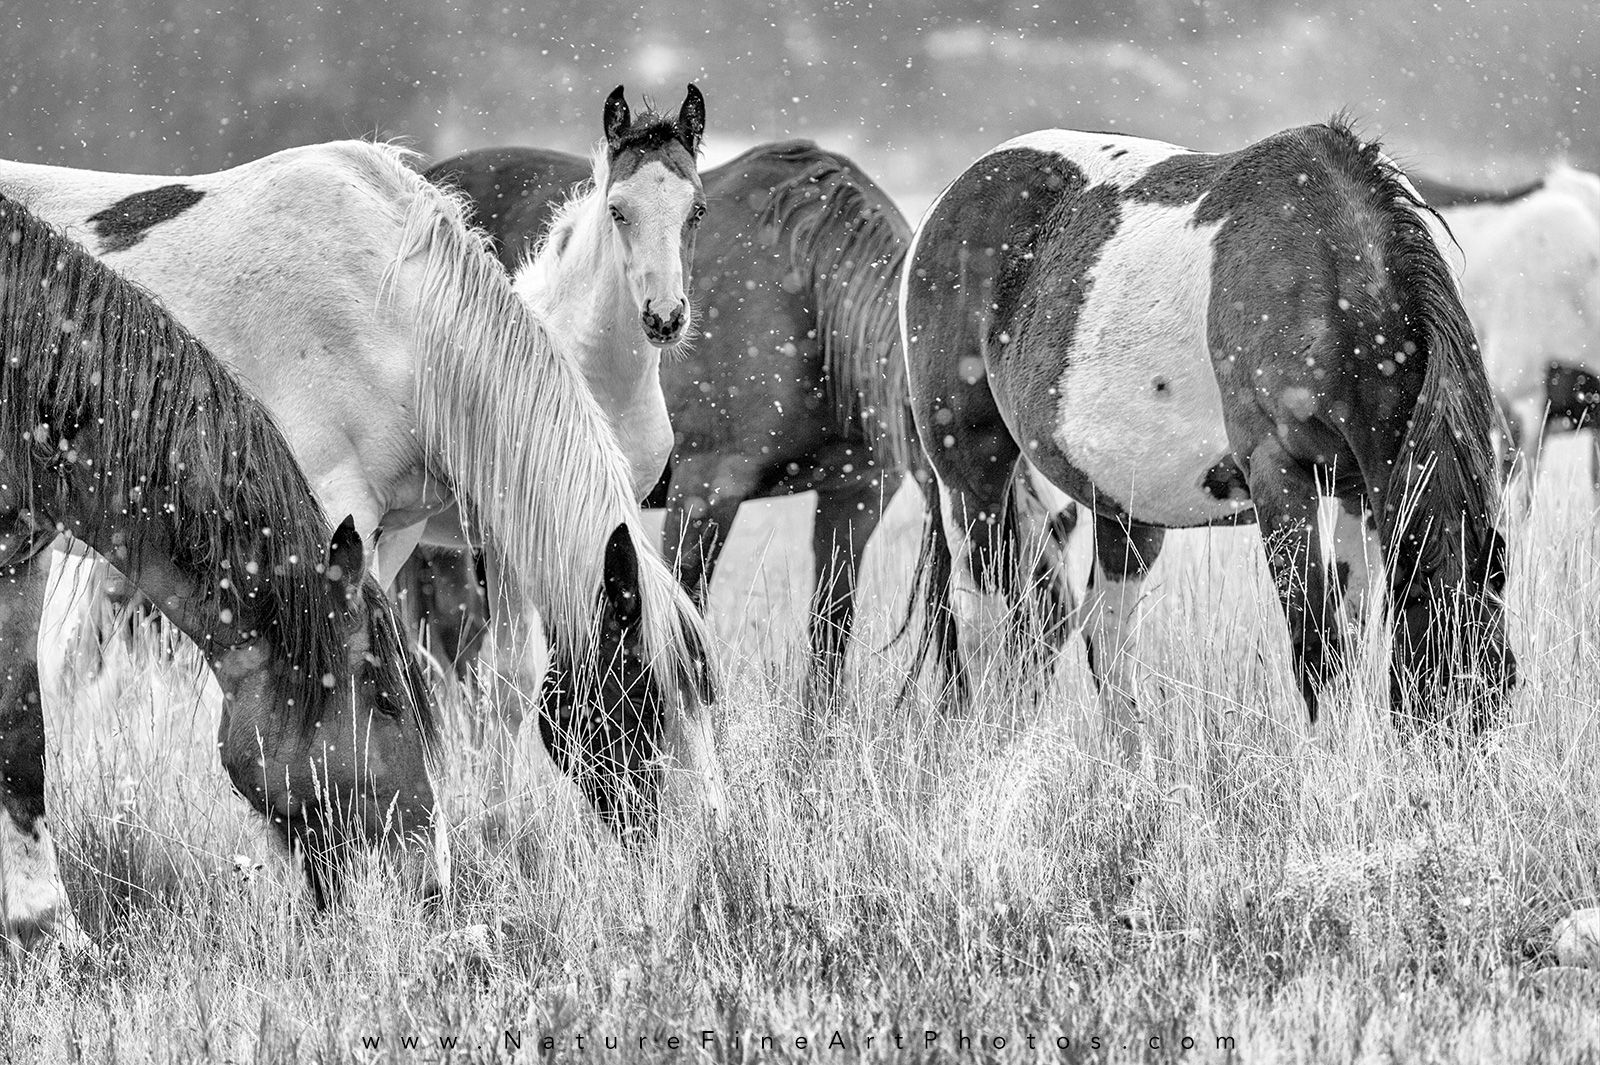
top-left (1408, 167), bottom-right (1600, 491)
top-left (902, 118), bottom-right (1515, 752)
top-left (422, 139), bottom-right (938, 707)
top-left (0, 137), bottom-right (719, 835)
top-left (0, 195), bottom-right (445, 948)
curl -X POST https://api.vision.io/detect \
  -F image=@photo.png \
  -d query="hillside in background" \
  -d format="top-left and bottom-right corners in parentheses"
top-left (1, 0), bottom-right (1594, 211)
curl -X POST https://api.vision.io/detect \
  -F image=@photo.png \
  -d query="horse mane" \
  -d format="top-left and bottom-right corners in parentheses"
top-left (748, 140), bottom-right (916, 471)
top-left (326, 142), bottom-right (713, 705)
top-left (1317, 117), bottom-right (1500, 584)
top-left (515, 147), bottom-right (615, 319)
top-left (0, 193), bottom-right (353, 729)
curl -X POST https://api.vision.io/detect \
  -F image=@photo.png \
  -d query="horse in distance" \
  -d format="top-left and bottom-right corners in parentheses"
top-left (0, 140), bottom-right (720, 837)
top-left (901, 118), bottom-right (1515, 756)
top-left (1408, 166), bottom-right (1600, 494)
top-left (0, 194), bottom-right (445, 949)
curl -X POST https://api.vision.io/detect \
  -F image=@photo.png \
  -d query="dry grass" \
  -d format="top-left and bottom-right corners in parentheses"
top-left (6, 440), bottom-right (1600, 1063)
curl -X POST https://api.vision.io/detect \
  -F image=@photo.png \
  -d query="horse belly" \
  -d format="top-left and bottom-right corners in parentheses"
top-left (1045, 206), bottom-right (1246, 527)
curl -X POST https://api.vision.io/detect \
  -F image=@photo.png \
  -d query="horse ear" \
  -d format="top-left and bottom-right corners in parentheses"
top-left (676, 84), bottom-right (706, 155)
top-left (601, 523), bottom-right (643, 628)
top-left (603, 85), bottom-right (631, 153)
top-left (325, 515), bottom-right (364, 586)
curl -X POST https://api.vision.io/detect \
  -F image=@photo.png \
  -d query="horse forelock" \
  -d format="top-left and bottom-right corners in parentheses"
top-left (0, 193), bottom-right (350, 732)
top-left (354, 143), bottom-right (712, 709)
top-left (608, 111), bottom-right (700, 176)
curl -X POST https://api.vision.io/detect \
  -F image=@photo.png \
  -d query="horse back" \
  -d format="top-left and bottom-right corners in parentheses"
top-left (424, 147), bottom-right (590, 271)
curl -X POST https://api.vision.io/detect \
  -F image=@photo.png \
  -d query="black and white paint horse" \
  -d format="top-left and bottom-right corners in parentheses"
top-left (0, 195), bottom-right (445, 949)
top-left (1409, 166), bottom-right (1600, 491)
top-left (903, 118), bottom-right (1516, 753)
top-left (0, 137), bottom-right (718, 835)
top-left (422, 139), bottom-right (927, 705)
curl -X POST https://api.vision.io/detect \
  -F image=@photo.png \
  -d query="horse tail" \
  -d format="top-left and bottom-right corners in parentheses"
top-left (1349, 130), bottom-right (1511, 720)
top-left (754, 142), bottom-right (917, 475)
top-left (893, 478), bottom-right (967, 709)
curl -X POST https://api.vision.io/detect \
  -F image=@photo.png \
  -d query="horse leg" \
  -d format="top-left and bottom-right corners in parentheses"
top-left (0, 528), bottom-right (80, 952)
top-left (659, 453), bottom-right (747, 612)
top-left (1011, 461), bottom-right (1082, 656)
top-left (476, 549), bottom-right (547, 823)
top-left (1327, 496), bottom-right (1383, 640)
top-left (1081, 512), bottom-right (1165, 765)
top-left (1507, 394), bottom-right (1548, 511)
top-left (1244, 440), bottom-right (1342, 722)
top-left (804, 476), bottom-right (885, 720)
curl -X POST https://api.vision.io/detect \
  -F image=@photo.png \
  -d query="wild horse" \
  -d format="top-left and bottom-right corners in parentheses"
top-left (901, 118), bottom-right (1516, 755)
top-left (1408, 166), bottom-right (1600, 492)
top-left (420, 138), bottom-right (947, 711)
top-left (0, 194), bottom-right (444, 949)
top-left (0, 135), bottom-right (718, 833)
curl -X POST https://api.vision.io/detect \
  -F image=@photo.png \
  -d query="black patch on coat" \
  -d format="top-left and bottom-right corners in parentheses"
top-left (88, 184), bottom-right (206, 253)
top-left (1407, 174), bottom-right (1544, 209)
top-left (1124, 152), bottom-right (1231, 207)
top-left (1202, 457), bottom-right (1251, 501)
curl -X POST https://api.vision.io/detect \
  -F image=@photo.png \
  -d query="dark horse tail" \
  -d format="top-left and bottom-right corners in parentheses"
top-left (1332, 121), bottom-right (1514, 724)
top-left (754, 141), bottom-right (919, 476)
top-left (895, 477), bottom-right (966, 709)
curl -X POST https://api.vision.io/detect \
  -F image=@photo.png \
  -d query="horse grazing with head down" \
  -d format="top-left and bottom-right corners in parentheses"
top-left (0, 129), bottom-right (719, 836)
top-left (1407, 166), bottom-right (1600, 493)
top-left (902, 118), bottom-right (1516, 753)
top-left (420, 137), bottom-right (927, 714)
top-left (0, 194), bottom-right (445, 950)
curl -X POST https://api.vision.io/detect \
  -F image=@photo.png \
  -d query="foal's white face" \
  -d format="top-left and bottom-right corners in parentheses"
top-left (606, 159), bottom-right (704, 347)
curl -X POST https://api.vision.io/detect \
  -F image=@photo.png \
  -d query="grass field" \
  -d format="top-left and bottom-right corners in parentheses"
top-left (5, 438), bottom-right (1600, 1063)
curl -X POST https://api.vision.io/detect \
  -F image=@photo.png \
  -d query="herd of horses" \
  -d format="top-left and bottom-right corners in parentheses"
top-left (2, 82), bottom-right (1596, 952)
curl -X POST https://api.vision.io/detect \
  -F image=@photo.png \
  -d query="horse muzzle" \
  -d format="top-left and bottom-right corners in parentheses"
top-left (641, 298), bottom-right (687, 346)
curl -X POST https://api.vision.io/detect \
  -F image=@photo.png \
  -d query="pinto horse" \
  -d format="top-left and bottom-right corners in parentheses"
top-left (421, 139), bottom-right (926, 707)
top-left (0, 195), bottom-right (444, 949)
top-left (902, 118), bottom-right (1515, 752)
top-left (1408, 166), bottom-right (1600, 492)
top-left (0, 137), bottom-right (719, 835)
top-left (508, 85), bottom-right (706, 499)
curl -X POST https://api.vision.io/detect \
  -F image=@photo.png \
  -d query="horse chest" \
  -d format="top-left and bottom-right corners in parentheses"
top-left (996, 202), bottom-right (1246, 527)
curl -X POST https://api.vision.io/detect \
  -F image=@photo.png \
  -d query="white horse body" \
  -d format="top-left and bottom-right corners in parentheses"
top-left (1436, 166), bottom-right (1600, 440)
top-left (0, 140), bottom-right (722, 825)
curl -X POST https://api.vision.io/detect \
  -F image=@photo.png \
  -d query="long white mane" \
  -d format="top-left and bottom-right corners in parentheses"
top-left (333, 141), bottom-right (709, 700)
top-left (515, 146), bottom-right (612, 307)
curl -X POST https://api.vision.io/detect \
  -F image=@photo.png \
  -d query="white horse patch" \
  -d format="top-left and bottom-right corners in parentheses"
top-left (1050, 200), bottom-right (1245, 526)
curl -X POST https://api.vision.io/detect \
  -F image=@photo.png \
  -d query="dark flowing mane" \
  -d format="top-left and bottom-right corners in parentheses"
top-left (1318, 117), bottom-right (1500, 584)
top-left (0, 192), bottom-right (351, 729)
top-left (748, 140), bottom-right (915, 470)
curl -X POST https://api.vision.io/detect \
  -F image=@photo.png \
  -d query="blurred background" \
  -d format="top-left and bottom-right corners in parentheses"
top-left (2, 0), bottom-right (1594, 221)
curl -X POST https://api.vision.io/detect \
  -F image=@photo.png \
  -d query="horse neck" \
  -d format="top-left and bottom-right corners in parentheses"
top-left (518, 189), bottom-right (659, 412)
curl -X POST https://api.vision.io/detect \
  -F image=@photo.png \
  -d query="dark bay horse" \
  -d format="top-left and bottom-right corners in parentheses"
top-left (0, 194), bottom-right (446, 948)
top-left (420, 139), bottom-right (930, 703)
top-left (902, 119), bottom-right (1516, 755)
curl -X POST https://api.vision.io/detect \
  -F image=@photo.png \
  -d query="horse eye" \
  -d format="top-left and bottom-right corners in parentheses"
top-left (609, 204), bottom-right (627, 225)
top-left (689, 203), bottom-right (706, 227)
